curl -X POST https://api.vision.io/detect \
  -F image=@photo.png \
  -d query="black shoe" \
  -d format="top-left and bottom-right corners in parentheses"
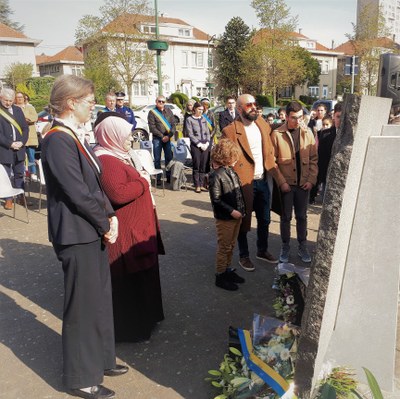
top-left (104, 364), bottom-right (129, 376)
top-left (68, 385), bottom-right (115, 399)
top-left (215, 272), bottom-right (239, 291)
top-left (225, 269), bottom-right (245, 284)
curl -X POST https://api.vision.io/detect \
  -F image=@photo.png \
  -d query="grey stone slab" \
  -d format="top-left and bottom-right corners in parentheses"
top-left (325, 136), bottom-right (400, 391)
top-left (381, 124), bottom-right (400, 136)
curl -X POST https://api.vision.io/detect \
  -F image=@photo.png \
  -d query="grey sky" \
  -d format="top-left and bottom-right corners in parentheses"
top-left (12, 0), bottom-right (356, 55)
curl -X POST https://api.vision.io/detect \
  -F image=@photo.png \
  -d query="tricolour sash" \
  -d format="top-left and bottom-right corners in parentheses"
top-left (150, 108), bottom-right (171, 133)
top-left (202, 113), bottom-right (214, 132)
top-left (0, 107), bottom-right (23, 136)
top-left (238, 329), bottom-right (290, 397)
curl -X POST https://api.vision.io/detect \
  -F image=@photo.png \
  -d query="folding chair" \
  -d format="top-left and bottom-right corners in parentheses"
top-left (0, 164), bottom-right (29, 223)
top-left (37, 159), bottom-right (47, 213)
top-left (133, 149), bottom-right (165, 196)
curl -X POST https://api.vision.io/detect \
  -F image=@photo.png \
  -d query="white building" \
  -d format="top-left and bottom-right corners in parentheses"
top-left (357, 0), bottom-right (400, 40)
top-left (85, 14), bottom-right (214, 105)
top-left (0, 22), bottom-right (41, 84)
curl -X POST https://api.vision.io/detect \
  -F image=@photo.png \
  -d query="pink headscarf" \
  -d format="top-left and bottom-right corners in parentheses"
top-left (94, 115), bottom-right (132, 161)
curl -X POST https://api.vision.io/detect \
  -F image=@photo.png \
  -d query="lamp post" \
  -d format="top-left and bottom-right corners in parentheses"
top-left (147, 0), bottom-right (168, 96)
top-left (207, 34), bottom-right (216, 98)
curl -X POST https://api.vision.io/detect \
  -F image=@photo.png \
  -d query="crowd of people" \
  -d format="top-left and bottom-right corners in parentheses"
top-left (0, 75), bottom-right (345, 398)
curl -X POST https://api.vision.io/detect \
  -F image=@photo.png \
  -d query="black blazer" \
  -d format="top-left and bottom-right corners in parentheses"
top-left (218, 108), bottom-right (239, 131)
top-left (0, 105), bottom-right (29, 163)
top-left (41, 121), bottom-right (115, 245)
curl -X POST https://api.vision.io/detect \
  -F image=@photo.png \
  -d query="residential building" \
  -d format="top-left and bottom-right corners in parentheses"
top-left (36, 46), bottom-right (84, 78)
top-left (0, 22), bottom-right (41, 84)
top-left (357, 0), bottom-right (400, 41)
top-left (82, 14), bottom-right (214, 105)
top-left (289, 32), bottom-right (343, 100)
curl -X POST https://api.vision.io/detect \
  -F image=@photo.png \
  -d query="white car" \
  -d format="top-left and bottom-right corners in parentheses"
top-left (92, 105), bottom-right (151, 143)
top-left (135, 103), bottom-right (183, 125)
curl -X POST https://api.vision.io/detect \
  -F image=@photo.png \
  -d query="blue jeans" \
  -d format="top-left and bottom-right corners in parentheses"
top-left (26, 147), bottom-right (37, 174)
top-left (152, 137), bottom-right (173, 180)
top-left (238, 178), bottom-right (271, 258)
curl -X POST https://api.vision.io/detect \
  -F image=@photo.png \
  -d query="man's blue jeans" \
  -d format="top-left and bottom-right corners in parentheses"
top-left (152, 137), bottom-right (173, 180)
top-left (237, 178), bottom-right (271, 258)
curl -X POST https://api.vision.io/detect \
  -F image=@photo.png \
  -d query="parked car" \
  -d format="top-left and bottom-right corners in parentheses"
top-left (36, 109), bottom-right (53, 136)
top-left (135, 103), bottom-right (183, 125)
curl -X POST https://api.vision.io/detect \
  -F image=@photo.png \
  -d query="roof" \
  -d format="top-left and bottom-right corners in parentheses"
top-left (0, 22), bottom-right (27, 39)
top-left (334, 37), bottom-right (399, 55)
top-left (102, 13), bottom-right (209, 41)
top-left (37, 46), bottom-right (84, 65)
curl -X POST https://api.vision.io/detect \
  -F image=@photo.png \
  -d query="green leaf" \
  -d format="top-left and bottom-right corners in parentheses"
top-left (211, 381), bottom-right (222, 388)
top-left (214, 395), bottom-right (228, 399)
top-left (319, 383), bottom-right (337, 399)
top-left (362, 368), bottom-right (384, 399)
top-left (208, 370), bottom-right (222, 376)
top-left (231, 377), bottom-right (251, 387)
top-left (229, 347), bottom-right (243, 357)
top-left (350, 388), bottom-right (364, 399)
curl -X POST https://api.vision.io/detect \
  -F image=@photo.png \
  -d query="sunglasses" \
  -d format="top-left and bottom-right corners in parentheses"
top-left (157, 100), bottom-right (165, 103)
top-left (243, 102), bottom-right (257, 108)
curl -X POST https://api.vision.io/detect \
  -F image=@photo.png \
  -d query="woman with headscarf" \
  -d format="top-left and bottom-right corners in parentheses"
top-left (93, 112), bottom-right (165, 343)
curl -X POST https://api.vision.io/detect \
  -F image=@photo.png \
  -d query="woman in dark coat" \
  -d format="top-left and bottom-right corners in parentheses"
top-left (94, 113), bottom-right (164, 342)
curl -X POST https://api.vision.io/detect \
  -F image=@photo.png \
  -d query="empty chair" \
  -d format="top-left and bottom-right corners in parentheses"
top-left (0, 164), bottom-right (29, 222)
top-left (133, 149), bottom-right (165, 196)
top-left (37, 159), bottom-right (46, 213)
top-left (139, 140), bottom-right (153, 157)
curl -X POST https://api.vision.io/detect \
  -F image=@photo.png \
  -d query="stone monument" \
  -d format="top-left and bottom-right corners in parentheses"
top-left (295, 94), bottom-right (400, 396)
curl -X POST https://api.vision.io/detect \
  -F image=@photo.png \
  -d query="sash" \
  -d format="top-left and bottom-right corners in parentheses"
top-left (202, 113), bottom-right (214, 132)
top-left (150, 108), bottom-right (171, 133)
top-left (238, 329), bottom-right (290, 397)
top-left (46, 126), bottom-right (100, 172)
top-left (0, 107), bottom-right (23, 136)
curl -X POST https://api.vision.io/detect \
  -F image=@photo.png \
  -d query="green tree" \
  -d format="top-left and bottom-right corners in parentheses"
top-left (245, 0), bottom-right (301, 105)
top-left (213, 17), bottom-right (251, 98)
top-left (27, 76), bottom-right (56, 111)
top-left (346, 3), bottom-right (397, 95)
top-left (293, 46), bottom-right (320, 87)
top-left (4, 62), bottom-right (33, 89)
top-left (0, 0), bottom-right (23, 31)
top-left (75, 0), bottom-right (156, 105)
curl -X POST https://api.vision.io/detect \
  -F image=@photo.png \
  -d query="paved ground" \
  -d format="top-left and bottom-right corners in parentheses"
top-left (0, 177), bottom-right (322, 399)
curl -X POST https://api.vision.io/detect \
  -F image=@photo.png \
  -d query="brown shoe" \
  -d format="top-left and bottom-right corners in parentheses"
top-left (256, 251), bottom-right (278, 264)
top-left (238, 257), bottom-right (255, 272)
top-left (16, 195), bottom-right (32, 207)
top-left (195, 187), bottom-right (201, 193)
top-left (4, 199), bottom-right (13, 210)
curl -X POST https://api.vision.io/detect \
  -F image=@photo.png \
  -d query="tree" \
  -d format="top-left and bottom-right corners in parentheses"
top-left (346, 3), bottom-right (397, 95)
top-left (4, 62), bottom-right (33, 89)
top-left (245, 0), bottom-right (301, 105)
top-left (0, 0), bottom-right (23, 31)
top-left (75, 0), bottom-right (156, 105)
top-left (213, 17), bottom-right (251, 98)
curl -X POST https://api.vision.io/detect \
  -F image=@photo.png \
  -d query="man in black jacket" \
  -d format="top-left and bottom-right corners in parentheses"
top-left (0, 87), bottom-right (29, 210)
top-left (148, 95), bottom-right (176, 183)
top-left (219, 96), bottom-right (238, 131)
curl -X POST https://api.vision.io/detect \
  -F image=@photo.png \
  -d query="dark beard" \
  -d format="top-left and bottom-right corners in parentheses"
top-left (242, 110), bottom-right (258, 121)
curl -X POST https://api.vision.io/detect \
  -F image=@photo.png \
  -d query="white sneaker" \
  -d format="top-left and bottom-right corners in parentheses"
top-left (30, 173), bottom-right (39, 182)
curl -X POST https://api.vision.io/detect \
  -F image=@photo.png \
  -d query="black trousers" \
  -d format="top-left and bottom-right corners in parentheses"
top-left (190, 144), bottom-right (210, 187)
top-left (53, 239), bottom-right (116, 389)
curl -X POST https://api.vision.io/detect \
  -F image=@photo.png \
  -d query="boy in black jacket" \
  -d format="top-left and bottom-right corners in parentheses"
top-left (209, 139), bottom-right (246, 291)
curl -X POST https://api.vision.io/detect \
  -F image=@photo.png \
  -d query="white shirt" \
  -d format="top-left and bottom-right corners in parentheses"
top-left (244, 122), bottom-right (264, 179)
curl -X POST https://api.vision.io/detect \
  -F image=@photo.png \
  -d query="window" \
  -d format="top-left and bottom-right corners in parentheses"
top-left (182, 51), bottom-right (189, 67)
top-left (179, 28), bottom-right (190, 37)
top-left (142, 25), bottom-right (156, 34)
top-left (0, 44), bottom-right (17, 55)
top-left (133, 81), bottom-right (147, 96)
top-left (319, 60), bottom-right (329, 75)
top-left (322, 85), bottom-right (328, 98)
top-left (71, 66), bottom-right (83, 76)
top-left (191, 51), bottom-right (204, 68)
top-left (309, 86), bottom-right (319, 97)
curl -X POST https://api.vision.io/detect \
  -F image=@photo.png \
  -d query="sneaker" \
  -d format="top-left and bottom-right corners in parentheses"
top-left (215, 273), bottom-right (239, 291)
top-left (298, 244), bottom-right (311, 263)
top-left (30, 173), bottom-right (39, 182)
top-left (256, 251), bottom-right (278, 264)
top-left (225, 269), bottom-right (245, 284)
top-left (279, 244), bottom-right (290, 263)
top-left (238, 257), bottom-right (255, 272)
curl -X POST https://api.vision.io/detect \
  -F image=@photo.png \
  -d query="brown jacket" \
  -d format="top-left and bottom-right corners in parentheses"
top-left (270, 122), bottom-right (318, 187)
top-left (222, 116), bottom-right (278, 232)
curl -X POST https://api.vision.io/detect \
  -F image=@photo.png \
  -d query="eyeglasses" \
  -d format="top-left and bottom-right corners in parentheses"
top-left (243, 102), bottom-right (257, 108)
top-left (80, 98), bottom-right (96, 106)
top-left (157, 100), bottom-right (165, 103)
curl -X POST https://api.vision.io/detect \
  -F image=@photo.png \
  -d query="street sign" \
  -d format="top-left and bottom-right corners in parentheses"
top-left (344, 56), bottom-right (359, 75)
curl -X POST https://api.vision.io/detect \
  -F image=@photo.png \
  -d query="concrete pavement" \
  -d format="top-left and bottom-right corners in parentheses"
top-left (0, 180), bottom-right (321, 399)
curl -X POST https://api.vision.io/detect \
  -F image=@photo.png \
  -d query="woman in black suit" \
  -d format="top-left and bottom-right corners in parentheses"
top-left (41, 75), bottom-right (127, 399)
